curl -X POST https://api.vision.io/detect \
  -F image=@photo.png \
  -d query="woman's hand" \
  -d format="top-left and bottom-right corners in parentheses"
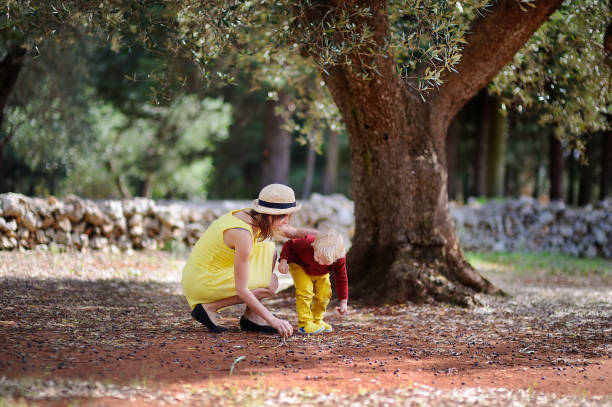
top-left (270, 316), bottom-right (293, 338)
top-left (278, 259), bottom-right (289, 274)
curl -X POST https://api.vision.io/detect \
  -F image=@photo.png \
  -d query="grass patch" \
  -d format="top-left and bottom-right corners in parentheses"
top-left (162, 239), bottom-right (191, 260)
top-left (466, 251), bottom-right (612, 276)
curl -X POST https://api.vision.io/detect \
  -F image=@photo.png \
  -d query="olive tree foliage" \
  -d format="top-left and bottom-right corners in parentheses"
top-left (491, 0), bottom-right (610, 153)
top-left (3, 0), bottom-right (607, 143)
top-left (1, 0), bottom-right (474, 138)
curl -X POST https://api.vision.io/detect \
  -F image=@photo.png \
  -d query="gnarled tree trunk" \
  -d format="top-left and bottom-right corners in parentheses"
top-left (324, 59), bottom-right (498, 305)
top-left (302, 0), bottom-right (562, 305)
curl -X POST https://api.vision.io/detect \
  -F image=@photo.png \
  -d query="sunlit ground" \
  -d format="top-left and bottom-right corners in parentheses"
top-left (1, 249), bottom-right (611, 406)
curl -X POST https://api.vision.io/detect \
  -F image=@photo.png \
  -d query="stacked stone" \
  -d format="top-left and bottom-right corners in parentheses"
top-left (0, 192), bottom-right (355, 253)
top-left (1, 192), bottom-right (609, 257)
top-left (452, 197), bottom-right (612, 258)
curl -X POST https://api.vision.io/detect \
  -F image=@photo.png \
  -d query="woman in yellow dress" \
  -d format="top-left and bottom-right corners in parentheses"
top-left (181, 184), bottom-right (315, 337)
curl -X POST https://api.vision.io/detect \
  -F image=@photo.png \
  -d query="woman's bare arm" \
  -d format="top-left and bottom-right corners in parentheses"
top-left (226, 229), bottom-right (275, 321)
top-left (225, 228), bottom-right (293, 337)
top-left (279, 224), bottom-right (318, 239)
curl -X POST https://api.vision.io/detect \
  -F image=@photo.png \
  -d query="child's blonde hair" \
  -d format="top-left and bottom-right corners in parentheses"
top-left (313, 229), bottom-right (345, 264)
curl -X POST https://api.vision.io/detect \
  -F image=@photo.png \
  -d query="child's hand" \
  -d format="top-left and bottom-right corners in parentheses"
top-left (278, 259), bottom-right (289, 274)
top-left (336, 300), bottom-right (348, 316)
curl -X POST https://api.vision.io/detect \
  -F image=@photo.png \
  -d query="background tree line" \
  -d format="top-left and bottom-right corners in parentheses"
top-left (1, 1), bottom-right (609, 205)
top-left (0, 31), bottom-right (612, 205)
top-left (1, 32), bottom-right (608, 205)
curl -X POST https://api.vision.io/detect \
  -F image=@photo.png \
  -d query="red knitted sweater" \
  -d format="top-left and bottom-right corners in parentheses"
top-left (279, 234), bottom-right (348, 300)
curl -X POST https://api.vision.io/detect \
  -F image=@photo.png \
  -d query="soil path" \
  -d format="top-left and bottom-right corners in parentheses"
top-left (0, 251), bottom-right (610, 405)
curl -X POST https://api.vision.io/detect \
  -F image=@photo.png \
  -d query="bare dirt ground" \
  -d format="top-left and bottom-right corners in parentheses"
top-left (0, 250), bottom-right (611, 406)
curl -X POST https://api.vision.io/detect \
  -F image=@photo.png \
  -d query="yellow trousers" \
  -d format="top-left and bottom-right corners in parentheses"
top-left (289, 263), bottom-right (332, 328)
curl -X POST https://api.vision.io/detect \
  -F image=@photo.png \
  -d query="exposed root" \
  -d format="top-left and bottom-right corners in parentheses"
top-left (349, 243), bottom-right (502, 307)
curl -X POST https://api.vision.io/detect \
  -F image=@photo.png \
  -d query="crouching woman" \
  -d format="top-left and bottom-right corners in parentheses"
top-left (181, 184), bottom-right (314, 337)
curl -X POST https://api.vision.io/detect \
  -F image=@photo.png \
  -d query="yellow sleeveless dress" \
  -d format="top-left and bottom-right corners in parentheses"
top-left (181, 209), bottom-right (276, 309)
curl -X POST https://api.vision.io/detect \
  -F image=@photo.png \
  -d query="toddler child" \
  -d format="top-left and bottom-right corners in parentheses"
top-left (278, 229), bottom-right (348, 334)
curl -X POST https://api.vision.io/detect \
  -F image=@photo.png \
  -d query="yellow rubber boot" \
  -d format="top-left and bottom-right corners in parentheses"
top-left (298, 321), bottom-right (325, 334)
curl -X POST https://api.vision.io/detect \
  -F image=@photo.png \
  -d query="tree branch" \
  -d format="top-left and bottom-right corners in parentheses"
top-left (430, 0), bottom-right (563, 126)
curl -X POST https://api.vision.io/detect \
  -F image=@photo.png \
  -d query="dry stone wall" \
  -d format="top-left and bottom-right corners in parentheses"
top-left (0, 192), bottom-right (610, 258)
top-left (0, 193), bottom-right (354, 253)
top-left (454, 197), bottom-right (612, 258)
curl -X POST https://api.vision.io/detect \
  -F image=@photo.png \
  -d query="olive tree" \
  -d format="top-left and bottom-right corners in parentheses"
top-left (5, 0), bottom-right (600, 305)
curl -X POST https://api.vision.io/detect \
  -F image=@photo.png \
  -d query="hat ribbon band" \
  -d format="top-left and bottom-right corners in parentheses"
top-left (257, 199), bottom-right (296, 209)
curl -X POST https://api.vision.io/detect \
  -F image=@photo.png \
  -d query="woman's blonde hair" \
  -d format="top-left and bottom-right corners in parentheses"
top-left (313, 229), bottom-right (345, 264)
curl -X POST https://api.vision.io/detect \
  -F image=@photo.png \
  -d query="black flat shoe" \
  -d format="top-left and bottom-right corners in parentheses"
top-left (191, 304), bottom-right (228, 333)
top-left (239, 316), bottom-right (277, 334)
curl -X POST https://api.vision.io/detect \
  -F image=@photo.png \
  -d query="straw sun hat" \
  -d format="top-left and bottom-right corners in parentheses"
top-left (252, 184), bottom-right (302, 215)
